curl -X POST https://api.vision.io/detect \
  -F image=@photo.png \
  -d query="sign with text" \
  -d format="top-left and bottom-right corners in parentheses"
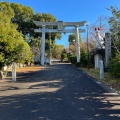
top-left (105, 33), bottom-right (111, 67)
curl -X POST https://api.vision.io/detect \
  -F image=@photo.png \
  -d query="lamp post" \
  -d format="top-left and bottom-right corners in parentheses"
top-left (86, 22), bottom-right (90, 70)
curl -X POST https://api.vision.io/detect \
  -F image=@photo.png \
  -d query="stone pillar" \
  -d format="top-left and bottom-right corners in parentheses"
top-left (105, 33), bottom-right (111, 67)
top-left (75, 25), bottom-right (80, 62)
top-left (41, 25), bottom-right (46, 65)
top-left (12, 62), bottom-right (16, 81)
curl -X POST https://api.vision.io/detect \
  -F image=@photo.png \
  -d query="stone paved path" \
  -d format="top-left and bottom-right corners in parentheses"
top-left (0, 63), bottom-right (120, 120)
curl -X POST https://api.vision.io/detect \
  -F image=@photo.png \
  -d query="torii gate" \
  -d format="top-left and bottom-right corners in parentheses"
top-left (33, 21), bottom-right (86, 65)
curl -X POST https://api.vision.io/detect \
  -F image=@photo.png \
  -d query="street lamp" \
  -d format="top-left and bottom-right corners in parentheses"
top-left (86, 22), bottom-right (90, 70)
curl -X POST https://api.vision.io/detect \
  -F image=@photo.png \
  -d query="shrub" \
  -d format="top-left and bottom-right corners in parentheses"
top-left (75, 62), bottom-right (81, 67)
top-left (70, 56), bottom-right (77, 64)
top-left (3, 70), bottom-right (8, 77)
top-left (80, 50), bottom-right (88, 67)
top-left (109, 53), bottom-right (120, 77)
top-left (61, 53), bottom-right (67, 61)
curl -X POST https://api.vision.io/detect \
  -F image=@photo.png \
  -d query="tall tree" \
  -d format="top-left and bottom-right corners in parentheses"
top-left (0, 2), bottom-right (33, 67)
top-left (106, 6), bottom-right (120, 77)
top-left (108, 6), bottom-right (120, 55)
top-left (10, 2), bottom-right (34, 35)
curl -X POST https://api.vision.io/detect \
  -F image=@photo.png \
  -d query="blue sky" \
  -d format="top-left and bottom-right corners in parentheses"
top-left (7, 0), bottom-right (120, 47)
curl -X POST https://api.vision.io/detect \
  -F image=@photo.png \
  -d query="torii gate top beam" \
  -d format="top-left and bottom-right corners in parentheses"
top-left (33, 20), bottom-right (86, 27)
top-left (34, 28), bottom-right (85, 33)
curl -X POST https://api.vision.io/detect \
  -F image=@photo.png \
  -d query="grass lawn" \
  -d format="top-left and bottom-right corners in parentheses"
top-left (82, 68), bottom-right (120, 93)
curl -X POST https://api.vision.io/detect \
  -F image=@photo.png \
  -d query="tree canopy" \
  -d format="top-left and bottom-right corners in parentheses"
top-left (0, 2), bottom-right (33, 67)
top-left (108, 6), bottom-right (120, 55)
top-left (68, 33), bottom-right (82, 45)
top-left (0, 1), bottom-right (62, 67)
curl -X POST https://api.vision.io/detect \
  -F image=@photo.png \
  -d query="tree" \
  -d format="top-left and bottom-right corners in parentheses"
top-left (0, 2), bottom-right (33, 67)
top-left (68, 33), bottom-right (82, 44)
top-left (10, 2), bottom-right (62, 57)
top-left (10, 2), bottom-right (34, 34)
top-left (0, 2), bottom-right (63, 67)
top-left (0, 2), bottom-right (14, 18)
top-left (107, 6), bottom-right (120, 77)
top-left (33, 13), bottom-right (62, 40)
top-left (51, 45), bottom-right (64, 58)
top-left (32, 13), bottom-right (62, 59)
top-left (108, 6), bottom-right (120, 55)
top-left (61, 49), bottom-right (67, 61)
top-left (68, 33), bottom-right (82, 55)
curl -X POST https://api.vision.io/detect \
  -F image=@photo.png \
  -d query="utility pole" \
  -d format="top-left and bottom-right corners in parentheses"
top-left (86, 23), bottom-right (90, 70)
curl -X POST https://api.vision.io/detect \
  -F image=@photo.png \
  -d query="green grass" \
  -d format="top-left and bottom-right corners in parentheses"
top-left (82, 68), bottom-right (120, 93)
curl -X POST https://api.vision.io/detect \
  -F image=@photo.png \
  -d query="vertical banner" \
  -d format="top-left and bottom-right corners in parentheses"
top-left (12, 62), bottom-right (16, 81)
top-left (105, 33), bottom-right (111, 67)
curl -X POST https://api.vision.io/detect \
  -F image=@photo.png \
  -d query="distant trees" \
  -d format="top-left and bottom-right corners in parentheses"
top-left (68, 33), bottom-right (82, 56)
top-left (51, 45), bottom-right (65, 58)
top-left (68, 33), bottom-right (91, 67)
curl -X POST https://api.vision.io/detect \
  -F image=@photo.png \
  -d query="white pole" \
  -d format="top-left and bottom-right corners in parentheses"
top-left (49, 32), bottom-right (51, 65)
top-left (75, 25), bottom-right (80, 62)
top-left (100, 60), bottom-right (104, 79)
top-left (41, 25), bottom-right (46, 65)
top-left (12, 62), bottom-right (16, 81)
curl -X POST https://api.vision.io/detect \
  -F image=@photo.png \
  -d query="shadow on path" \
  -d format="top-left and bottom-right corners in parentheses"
top-left (0, 63), bottom-right (120, 120)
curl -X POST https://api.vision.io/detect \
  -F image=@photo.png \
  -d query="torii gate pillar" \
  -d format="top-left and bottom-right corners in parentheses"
top-left (41, 25), bottom-right (45, 65)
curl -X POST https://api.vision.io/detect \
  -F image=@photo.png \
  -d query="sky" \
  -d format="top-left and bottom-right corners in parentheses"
top-left (4, 0), bottom-right (120, 47)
